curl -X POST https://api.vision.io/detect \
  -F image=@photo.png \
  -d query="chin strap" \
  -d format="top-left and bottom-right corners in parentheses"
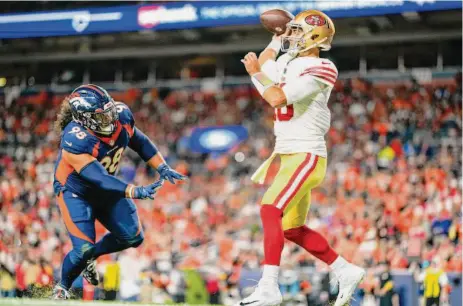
top-left (94, 123), bottom-right (115, 136)
top-left (297, 37), bottom-right (329, 55)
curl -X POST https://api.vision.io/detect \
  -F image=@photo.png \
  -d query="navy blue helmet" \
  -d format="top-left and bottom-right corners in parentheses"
top-left (68, 84), bottom-right (118, 136)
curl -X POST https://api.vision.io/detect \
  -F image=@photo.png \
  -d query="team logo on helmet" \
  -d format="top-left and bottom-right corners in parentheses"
top-left (305, 14), bottom-right (326, 26)
top-left (69, 96), bottom-right (92, 109)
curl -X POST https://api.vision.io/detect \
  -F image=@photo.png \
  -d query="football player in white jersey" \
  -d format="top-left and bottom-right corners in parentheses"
top-left (240, 10), bottom-right (365, 306)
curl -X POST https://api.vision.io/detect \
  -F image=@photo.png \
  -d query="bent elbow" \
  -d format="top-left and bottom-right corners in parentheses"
top-left (262, 86), bottom-right (287, 108)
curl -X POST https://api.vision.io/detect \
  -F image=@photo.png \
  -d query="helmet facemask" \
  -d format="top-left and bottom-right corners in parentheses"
top-left (281, 23), bottom-right (308, 57)
top-left (89, 103), bottom-right (118, 136)
top-left (71, 101), bottom-right (118, 136)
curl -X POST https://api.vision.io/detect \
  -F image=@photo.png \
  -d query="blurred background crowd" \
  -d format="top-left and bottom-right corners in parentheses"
top-left (0, 1), bottom-right (462, 306)
top-left (0, 74), bottom-right (461, 305)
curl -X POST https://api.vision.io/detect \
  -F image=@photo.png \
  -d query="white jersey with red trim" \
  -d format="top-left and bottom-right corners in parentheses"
top-left (261, 54), bottom-right (338, 157)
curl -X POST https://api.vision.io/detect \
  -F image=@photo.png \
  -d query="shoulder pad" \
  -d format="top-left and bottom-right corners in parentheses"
top-left (115, 102), bottom-right (135, 127)
top-left (316, 58), bottom-right (338, 72)
top-left (299, 58), bottom-right (338, 86)
top-left (277, 53), bottom-right (293, 67)
top-left (61, 122), bottom-right (98, 155)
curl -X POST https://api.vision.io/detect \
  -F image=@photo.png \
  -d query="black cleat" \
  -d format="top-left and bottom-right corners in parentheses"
top-left (82, 259), bottom-right (99, 286)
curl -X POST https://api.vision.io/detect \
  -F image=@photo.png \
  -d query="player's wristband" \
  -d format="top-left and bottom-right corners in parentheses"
top-left (251, 72), bottom-right (276, 97)
top-left (125, 184), bottom-right (135, 198)
top-left (266, 38), bottom-right (281, 54)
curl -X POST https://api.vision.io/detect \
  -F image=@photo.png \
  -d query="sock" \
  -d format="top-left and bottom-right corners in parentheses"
top-left (261, 265), bottom-right (279, 285)
top-left (284, 225), bottom-right (338, 265)
top-left (329, 255), bottom-right (348, 273)
top-left (260, 205), bottom-right (284, 266)
top-left (93, 233), bottom-right (131, 259)
top-left (60, 250), bottom-right (89, 289)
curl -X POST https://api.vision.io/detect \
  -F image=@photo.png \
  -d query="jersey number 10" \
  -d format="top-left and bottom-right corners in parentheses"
top-left (274, 105), bottom-right (294, 121)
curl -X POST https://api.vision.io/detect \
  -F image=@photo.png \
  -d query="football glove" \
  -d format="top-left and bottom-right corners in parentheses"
top-left (131, 179), bottom-right (164, 199)
top-left (157, 164), bottom-right (187, 184)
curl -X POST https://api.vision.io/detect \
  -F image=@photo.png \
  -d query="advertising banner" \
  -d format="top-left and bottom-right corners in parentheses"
top-left (0, 1), bottom-right (460, 39)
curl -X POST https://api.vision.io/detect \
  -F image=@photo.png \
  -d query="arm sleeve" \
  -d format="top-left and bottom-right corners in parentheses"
top-left (128, 127), bottom-right (159, 162)
top-left (261, 53), bottom-right (296, 84)
top-left (261, 60), bottom-right (279, 83)
top-left (80, 160), bottom-right (128, 197)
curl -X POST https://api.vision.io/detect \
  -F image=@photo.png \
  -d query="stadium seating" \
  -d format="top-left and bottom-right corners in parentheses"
top-left (0, 77), bottom-right (461, 303)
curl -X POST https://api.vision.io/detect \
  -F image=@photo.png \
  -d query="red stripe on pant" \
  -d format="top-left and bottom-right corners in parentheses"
top-left (271, 153), bottom-right (312, 210)
top-left (279, 155), bottom-right (318, 211)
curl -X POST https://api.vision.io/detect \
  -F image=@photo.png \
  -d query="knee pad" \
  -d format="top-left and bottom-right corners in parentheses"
top-left (69, 243), bottom-right (95, 264)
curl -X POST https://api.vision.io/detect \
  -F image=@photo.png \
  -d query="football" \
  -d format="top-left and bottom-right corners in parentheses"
top-left (260, 9), bottom-right (294, 35)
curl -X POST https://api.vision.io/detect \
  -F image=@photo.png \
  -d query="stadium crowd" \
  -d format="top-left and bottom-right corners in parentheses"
top-left (0, 74), bottom-right (461, 304)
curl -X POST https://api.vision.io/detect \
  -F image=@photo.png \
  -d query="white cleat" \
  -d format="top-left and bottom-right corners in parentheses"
top-left (238, 282), bottom-right (282, 306)
top-left (52, 284), bottom-right (71, 300)
top-left (333, 264), bottom-right (366, 306)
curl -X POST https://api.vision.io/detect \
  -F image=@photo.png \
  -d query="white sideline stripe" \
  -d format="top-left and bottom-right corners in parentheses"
top-left (0, 12), bottom-right (122, 23)
top-left (276, 154), bottom-right (316, 209)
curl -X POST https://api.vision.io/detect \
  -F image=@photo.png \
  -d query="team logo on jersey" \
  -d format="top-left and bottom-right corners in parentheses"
top-left (305, 15), bottom-right (326, 27)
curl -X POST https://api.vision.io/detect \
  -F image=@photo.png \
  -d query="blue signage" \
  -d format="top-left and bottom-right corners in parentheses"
top-left (188, 125), bottom-right (248, 154)
top-left (0, 1), bottom-right (460, 39)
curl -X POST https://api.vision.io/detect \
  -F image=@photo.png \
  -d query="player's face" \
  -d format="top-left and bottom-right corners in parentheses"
top-left (92, 103), bottom-right (117, 135)
top-left (281, 23), bottom-right (307, 54)
top-left (285, 23), bottom-right (305, 38)
top-left (94, 108), bottom-right (115, 126)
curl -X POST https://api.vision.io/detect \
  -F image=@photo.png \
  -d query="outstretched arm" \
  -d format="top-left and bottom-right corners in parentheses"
top-left (62, 150), bottom-right (163, 199)
top-left (129, 127), bottom-right (187, 184)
